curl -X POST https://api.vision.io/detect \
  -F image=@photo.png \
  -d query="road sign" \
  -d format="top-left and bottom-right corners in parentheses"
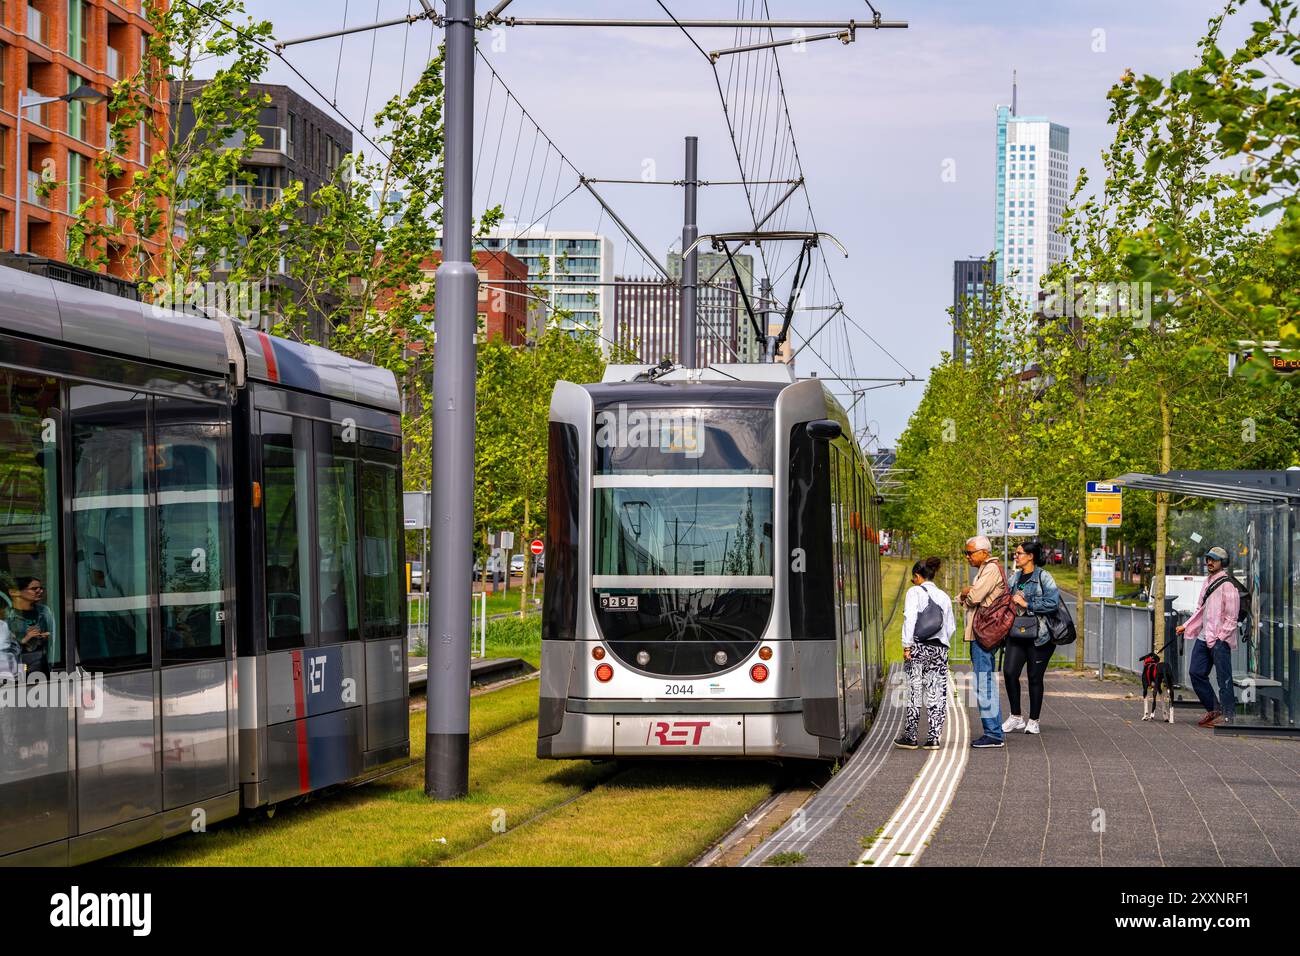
top-left (495, 530), bottom-right (515, 550)
top-left (403, 491), bottom-right (430, 530)
top-left (1086, 481), bottom-right (1122, 528)
top-left (1091, 558), bottom-right (1115, 598)
top-left (530, 539), bottom-right (544, 556)
top-left (977, 497), bottom-right (1039, 537)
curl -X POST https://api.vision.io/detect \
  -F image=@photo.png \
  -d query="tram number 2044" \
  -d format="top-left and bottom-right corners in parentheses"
top-left (664, 684), bottom-right (694, 696)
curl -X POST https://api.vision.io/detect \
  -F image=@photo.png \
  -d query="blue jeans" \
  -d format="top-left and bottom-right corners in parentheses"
top-left (1189, 638), bottom-right (1235, 714)
top-left (970, 639), bottom-right (1004, 741)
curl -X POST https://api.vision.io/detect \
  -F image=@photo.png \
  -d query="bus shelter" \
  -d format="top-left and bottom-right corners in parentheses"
top-left (1111, 470), bottom-right (1299, 736)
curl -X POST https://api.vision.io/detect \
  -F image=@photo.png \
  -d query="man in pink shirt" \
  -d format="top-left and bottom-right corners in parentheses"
top-left (1175, 546), bottom-right (1241, 727)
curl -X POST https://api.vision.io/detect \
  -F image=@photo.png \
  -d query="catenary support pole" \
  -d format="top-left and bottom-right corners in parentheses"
top-left (680, 136), bottom-right (698, 368)
top-left (426, 0), bottom-right (475, 800)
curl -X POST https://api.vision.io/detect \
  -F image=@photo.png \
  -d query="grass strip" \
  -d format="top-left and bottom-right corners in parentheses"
top-left (447, 761), bottom-right (781, 867)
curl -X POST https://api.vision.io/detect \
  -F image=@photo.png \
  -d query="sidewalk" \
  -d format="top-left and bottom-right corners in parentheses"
top-left (923, 668), bottom-right (1300, 867)
top-left (745, 666), bottom-right (1300, 867)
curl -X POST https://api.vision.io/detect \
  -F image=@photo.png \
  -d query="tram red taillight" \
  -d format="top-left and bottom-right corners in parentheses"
top-left (592, 646), bottom-right (606, 660)
top-left (750, 663), bottom-right (769, 683)
top-left (758, 646), bottom-right (773, 661)
top-left (595, 663), bottom-right (614, 682)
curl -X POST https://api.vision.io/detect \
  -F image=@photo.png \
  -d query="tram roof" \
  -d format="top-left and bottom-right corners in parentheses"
top-left (0, 262), bottom-right (400, 413)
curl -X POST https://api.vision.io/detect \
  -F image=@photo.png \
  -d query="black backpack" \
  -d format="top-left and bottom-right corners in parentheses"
top-left (1202, 575), bottom-right (1252, 643)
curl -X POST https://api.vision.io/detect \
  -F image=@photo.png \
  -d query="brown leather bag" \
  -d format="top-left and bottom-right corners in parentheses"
top-left (972, 561), bottom-right (1015, 651)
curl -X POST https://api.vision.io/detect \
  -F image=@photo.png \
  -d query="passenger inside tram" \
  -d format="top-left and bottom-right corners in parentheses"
top-left (3, 576), bottom-right (54, 677)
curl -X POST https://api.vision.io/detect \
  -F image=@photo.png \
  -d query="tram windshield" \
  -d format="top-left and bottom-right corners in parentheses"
top-left (591, 405), bottom-right (774, 651)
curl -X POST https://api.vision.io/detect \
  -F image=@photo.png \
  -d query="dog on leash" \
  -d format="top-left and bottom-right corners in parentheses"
top-left (1139, 652), bottom-right (1175, 723)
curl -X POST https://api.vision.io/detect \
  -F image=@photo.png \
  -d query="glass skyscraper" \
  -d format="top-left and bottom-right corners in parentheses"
top-left (994, 98), bottom-right (1069, 302)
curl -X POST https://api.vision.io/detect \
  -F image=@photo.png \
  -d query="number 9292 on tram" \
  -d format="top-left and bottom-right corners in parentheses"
top-left (538, 363), bottom-right (885, 761)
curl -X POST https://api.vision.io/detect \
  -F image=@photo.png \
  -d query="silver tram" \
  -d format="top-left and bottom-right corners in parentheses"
top-left (0, 261), bottom-right (408, 865)
top-left (538, 363), bottom-right (885, 761)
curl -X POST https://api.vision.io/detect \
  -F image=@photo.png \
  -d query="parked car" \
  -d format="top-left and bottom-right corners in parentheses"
top-left (473, 553), bottom-right (505, 584)
top-left (1051, 548), bottom-right (1064, 564)
top-left (510, 554), bottom-right (525, 577)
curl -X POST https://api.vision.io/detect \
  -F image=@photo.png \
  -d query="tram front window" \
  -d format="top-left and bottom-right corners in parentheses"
top-left (590, 404), bottom-right (775, 663)
top-left (0, 370), bottom-right (62, 678)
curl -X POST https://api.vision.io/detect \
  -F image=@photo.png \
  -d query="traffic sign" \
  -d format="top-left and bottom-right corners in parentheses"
top-left (530, 539), bottom-right (544, 556)
top-left (977, 497), bottom-right (1039, 537)
top-left (1086, 481), bottom-right (1122, 528)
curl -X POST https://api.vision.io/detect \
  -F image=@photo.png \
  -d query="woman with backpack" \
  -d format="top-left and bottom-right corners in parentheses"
top-left (896, 557), bottom-right (956, 750)
top-left (1001, 540), bottom-right (1060, 735)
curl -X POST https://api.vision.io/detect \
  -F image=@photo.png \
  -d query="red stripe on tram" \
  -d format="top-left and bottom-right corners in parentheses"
top-left (291, 650), bottom-right (310, 793)
top-left (256, 331), bottom-right (280, 382)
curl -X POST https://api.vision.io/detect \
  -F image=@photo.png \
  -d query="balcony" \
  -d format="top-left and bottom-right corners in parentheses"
top-left (221, 184), bottom-right (283, 208)
top-left (22, 90), bottom-right (50, 127)
top-left (106, 47), bottom-right (122, 80)
top-left (221, 125), bottom-right (288, 159)
top-left (26, 6), bottom-right (47, 46)
top-left (27, 170), bottom-right (47, 208)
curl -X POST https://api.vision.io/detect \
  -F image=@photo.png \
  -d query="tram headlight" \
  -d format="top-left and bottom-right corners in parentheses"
top-left (713, 650), bottom-right (728, 666)
top-left (636, 650), bottom-right (651, 667)
top-left (592, 646), bottom-right (606, 660)
top-left (595, 663), bottom-right (614, 682)
top-left (750, 663), bottom-right (769, 683)
top-left (758, 646), bottom-right (773, 661)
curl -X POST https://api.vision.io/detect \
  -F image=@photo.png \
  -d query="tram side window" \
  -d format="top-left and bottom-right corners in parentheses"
top-left (0, 371), bottom-right (62, 677)
top-left (316, 422), bottom-right (358, 644)
top-left (262, 413), bottom-right (313, 650)
top-left (157, 403), bottom-right (227, 662)
top-left (360, 458), bottom-right (402, 639)
top-left (72, 385), bottom-right (149, 672)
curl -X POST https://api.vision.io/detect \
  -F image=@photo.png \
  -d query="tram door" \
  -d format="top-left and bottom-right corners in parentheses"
top-left (0, 369), bottom-right (70, 861)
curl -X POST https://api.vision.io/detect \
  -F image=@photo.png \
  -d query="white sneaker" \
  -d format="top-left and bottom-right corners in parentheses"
top-left (1024, 719), bottom-right (1041, 735)
top-left (1002, 715), bottom-right (1026, 733)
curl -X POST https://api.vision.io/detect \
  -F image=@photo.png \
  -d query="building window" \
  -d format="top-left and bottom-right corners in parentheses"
top-left (67, 150), bottom-right (84, 212)
top-left (67, 72), bottom-right (89, 141)
top-left (67, 0), bottom-right (89, 63)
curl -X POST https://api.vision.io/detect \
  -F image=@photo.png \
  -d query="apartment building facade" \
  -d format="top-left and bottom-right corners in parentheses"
top-left (1, 0), bottom-right (162, 270)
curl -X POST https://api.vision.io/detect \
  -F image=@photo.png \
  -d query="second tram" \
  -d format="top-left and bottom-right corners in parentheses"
top-left (0, 261), bottom-right (408, 865)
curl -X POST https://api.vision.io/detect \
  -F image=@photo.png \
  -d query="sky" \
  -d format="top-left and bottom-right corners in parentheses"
top-left (237, 0), bottom-right (1244, 446)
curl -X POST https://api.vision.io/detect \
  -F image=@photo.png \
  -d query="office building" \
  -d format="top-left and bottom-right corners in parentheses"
top-left (668, 249), bottom-right (761, 362)
top-left (952, 257), bottom-right (994, 362)
top-left (473, 229), bottom-right (614, 341)
top-left (614, 275), bottom-right (741, 366)
top-left (994, 78), bottom-right (1069, 301)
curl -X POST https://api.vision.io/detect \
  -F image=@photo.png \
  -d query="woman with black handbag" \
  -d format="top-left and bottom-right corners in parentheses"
top-left (896, 557), bottom-right (956, 750)
top-left (1002, 540), bottom-right (1060, 735)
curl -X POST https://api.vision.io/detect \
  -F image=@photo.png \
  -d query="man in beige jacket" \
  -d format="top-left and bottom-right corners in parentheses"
top-left (959, 535), bottom-right (1006, 747)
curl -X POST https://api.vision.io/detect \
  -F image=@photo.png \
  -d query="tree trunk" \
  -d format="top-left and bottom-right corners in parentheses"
top-left (1151, 386), bottom-right (1173, 651)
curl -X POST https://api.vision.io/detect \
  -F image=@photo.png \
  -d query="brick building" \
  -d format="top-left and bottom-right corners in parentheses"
top-left (374, 249), bottom-right (529, 347)
top-left (1, 0), bottom-right (163, 270)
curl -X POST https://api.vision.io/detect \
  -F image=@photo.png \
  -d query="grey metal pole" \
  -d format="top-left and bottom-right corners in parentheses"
top-left (679, 136), bottom-right (698, 368)
top-left (760, 277), bottom-right (773, 361)
top-left (14, 103), bottom-right (23, 253)
top-left (426, 0), bottom-right (475, 800)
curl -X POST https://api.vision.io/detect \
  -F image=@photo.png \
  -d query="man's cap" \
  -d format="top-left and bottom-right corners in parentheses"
top-left (1205, 546), bottom-right (1229, 563)
top-left (967, 535), bottom-right (992, 552)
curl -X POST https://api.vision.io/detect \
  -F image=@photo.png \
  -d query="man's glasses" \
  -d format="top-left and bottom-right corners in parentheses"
top-left (963, 549), bottom-right (980, 556)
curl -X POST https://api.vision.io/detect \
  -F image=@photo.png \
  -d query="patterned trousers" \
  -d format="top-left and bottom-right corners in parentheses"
top-left (903, 643), bottom-right (950, 742)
